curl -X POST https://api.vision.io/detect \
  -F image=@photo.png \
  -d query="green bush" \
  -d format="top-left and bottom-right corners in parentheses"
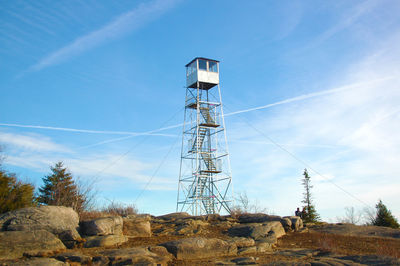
top-left (0, 170), bottom-right (36, 213)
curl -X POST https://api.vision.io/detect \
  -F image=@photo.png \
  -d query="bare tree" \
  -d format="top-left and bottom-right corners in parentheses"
top-left (337, 206), bottom-right (362, 224)
top-left (362, 206), bottom-right (376, 225)
top-left (76, 176), bottom-right (98, 212)
top-left (231, 191), bottom-right (268, 214)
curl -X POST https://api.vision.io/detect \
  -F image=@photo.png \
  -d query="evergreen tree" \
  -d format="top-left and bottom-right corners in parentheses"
top-left (38, 162), bottom-right (84, 212)
top-left (0, 169), bottom-right (36, 213)
top-left (372, 199), bottom-right (399, 228)
top-left (301, 169), bottom-right (320, 223)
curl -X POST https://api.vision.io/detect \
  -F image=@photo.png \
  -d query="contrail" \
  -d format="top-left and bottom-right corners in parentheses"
top-left (225, 76), bottom-right (395, 117)
top-left (0, 123), bottom-right (149, 135)
top-left (1, 76), bottom-right (395, 144)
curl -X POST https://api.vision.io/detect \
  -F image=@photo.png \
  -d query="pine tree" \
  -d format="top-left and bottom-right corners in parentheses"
top-left (38, 162), bottom-right (84, 212)
top-left (301, 169), bottom-right (320, 223)
top-left (372, 200), bottom-right (399, 228)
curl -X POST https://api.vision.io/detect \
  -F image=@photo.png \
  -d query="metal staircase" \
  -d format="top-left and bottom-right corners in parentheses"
top-left (201, 152), bottom-right (217, 173)
top-left (191, 127), bottom-right (207, 152)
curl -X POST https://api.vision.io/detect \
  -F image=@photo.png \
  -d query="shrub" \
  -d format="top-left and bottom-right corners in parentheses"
top-left (0, 170), bottom-right (35, 213)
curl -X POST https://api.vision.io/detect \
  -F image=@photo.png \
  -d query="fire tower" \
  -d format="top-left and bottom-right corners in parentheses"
top-left (176, 57), bottom-right (233, 215)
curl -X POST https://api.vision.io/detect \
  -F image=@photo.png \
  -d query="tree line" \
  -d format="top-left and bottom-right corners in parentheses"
top-left (1, 160), bottom-right (92, 214)
top-left (0, 145), bottom-right (95, 214)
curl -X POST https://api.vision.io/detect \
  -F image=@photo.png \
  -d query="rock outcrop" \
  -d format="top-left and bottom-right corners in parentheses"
top-left (160, 237), bottom-right (237, 260)
top-left (228, 221), bottom-right (285, 240)
top-left (80, 216), bottom-right (123, 236)
top-left (1, 208), bottom-right (398, 265)
top-left (123, 214), bottom-right (152, 237)
top-left (0, 206), bottom-right (81, 248)
top-left (79, 216), bottom-right (129, 248)
top-left (0, 230), bottom-right (65, 259)
top-left (98, 247), bottom-right (172, 265)
top-left (237, 213), bottom-right (299, 232)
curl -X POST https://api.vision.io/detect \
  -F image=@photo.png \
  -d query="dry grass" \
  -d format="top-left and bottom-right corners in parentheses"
top-left (278, 231), bottom-right (400, 259)
top-left (79, 202), bottom-right (138, 221)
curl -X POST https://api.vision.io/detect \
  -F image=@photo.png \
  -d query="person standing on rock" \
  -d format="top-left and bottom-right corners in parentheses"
top-left (295, 208), bottom-right (301, 217)
top-left (301, 207), bottom-right (307, 219)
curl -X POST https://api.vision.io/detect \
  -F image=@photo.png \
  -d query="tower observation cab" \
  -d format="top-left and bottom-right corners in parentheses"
top-left (186, 58), bottom-right (219, 90)
top-left (177, 57), bottom-right (233, 216)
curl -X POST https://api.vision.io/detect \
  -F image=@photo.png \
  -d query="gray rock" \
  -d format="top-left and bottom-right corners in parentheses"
top-left (92, 256), bottom-right (110, 266)
top-left (228, 237), bottom-right (255, 248)
top-left (55, 251), bottom-right (92, 263)
top-left (256, 241), bottom-right (273, 252)
top-left (0, 230), bottom-right (66, 259)
top-left (0, 206), bottom-right (81, 246)
top-left (228, 221), bottom-right (285, 240)
top-left (8, 257), bottom-right (68, 266)
top-left (275, 248), bottom-right (320, 259)
top-left (238, 213), bottom-right (293, 232)
top-left (84, 234), bottom-right (128, 248)
top-left (80, 216), bottom-right (123, 236)
top-left (148, 245), bottom-right (174, 259)
top-left (174, 219), bottom-right (209, 235)
top-left (310, 257), bottom-right (362, 266)
top-left (231, 257), bottom-right (257, 265)
top-left (160, 237), bottom-right (237, 260)
top-left (284, 216), bottom-right (303, 231)
top-left (99, 247), bottom-right (171, 265)
top-left (123, 216), bottom-right (151, 237)
top-left (237, 246), bottom-right (257, 255)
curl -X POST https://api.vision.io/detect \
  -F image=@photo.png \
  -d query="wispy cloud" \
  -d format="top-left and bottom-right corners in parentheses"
top-left (0, 132), bottom-right (69, 153)
top-left (28, 0), bottom-right (180, 72)
top-left (310, 0), bottom-right (379, 48)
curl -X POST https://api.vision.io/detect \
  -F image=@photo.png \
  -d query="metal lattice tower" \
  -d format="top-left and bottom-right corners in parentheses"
top-left (176, 57), bottom-right (233, 215)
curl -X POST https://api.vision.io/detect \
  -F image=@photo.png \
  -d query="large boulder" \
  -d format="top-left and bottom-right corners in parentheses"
top-left (284, 216), bottom-right (303, 231)
top-left (228, 237), bottom-right (255, 248)
top-left (83, 234), bottom-right (128, 248)
top-left (0, 230), bottom-right (66, 259)
top-left (228, 221), bottom-right (285, 240)
top-left (0, 206), bottom-right (81, 247)
top-left (99, 247), bottom-right (172, 265)
top-left (123, 214), bottom-right (151, 237)
top-left (238, 213), bottom-right (292, 232)
top-left (80, 216), bottom-right (123, 236)
top-left (160, 237), bottom-right (237, 260)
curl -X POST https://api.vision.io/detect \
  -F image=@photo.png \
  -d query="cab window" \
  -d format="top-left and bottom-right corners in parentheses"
top-left (208, 61), bottom-right (218, 72)
top-left (198, 59), bottom-right (207, 71)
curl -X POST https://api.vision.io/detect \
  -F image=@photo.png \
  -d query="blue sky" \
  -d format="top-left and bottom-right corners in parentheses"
top-left (1, 0), bottom-right (400, 220)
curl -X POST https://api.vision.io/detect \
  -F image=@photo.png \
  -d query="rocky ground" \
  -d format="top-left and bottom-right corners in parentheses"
top-left (0, 206), bottom-right (399, 265)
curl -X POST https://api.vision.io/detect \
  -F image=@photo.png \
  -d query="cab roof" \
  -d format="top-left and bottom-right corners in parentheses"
top-left (185, 57), bottom-right (220, 67)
